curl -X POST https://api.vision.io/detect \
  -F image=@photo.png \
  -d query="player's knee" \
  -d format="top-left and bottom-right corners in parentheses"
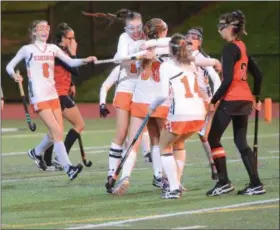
top-left (51, 126), bottom-right (63, 141)
top-left (75, 120), bottom-right (85, 133)
top-left (173, 141), bottom-right (185, 150)
top-left (234, 135), bottom-right (249, 152)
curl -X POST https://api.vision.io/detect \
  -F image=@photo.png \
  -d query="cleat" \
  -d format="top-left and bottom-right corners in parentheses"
top-left (52, 157), bottom-right (63, 170)
top-left (211, 163), bottom-right (218, 180)
top-left (105, 176), bottom-right (116, 194)
top-left (28, 149), bottom-right (47, 171)
top-left (206, 181), bottom-right (234, 196)
top-left (237, 184), bottom-right (266, 195)
top-left (67, 163), bottom-right (83, 180)
top-left (35, 160), bottom-right (61, 172)
top-left (161, 189), bottom-right (181, 199)
top-left (112, 176), bottom-right (130, 196)
top-left (161, 177), bottom-right (170, 192)
top-left (179, 184), bottom-right (188, 192)
top-left (152, 175), bottom-right (162, 188)
top-left (144, 152), bottom-right (152, 163)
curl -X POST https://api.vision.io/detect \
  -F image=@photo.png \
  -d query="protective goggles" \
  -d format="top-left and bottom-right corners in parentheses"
top-left (125, 24), bottom-right (143, 34)
top-left (185, 33), bottom-right (201, 40)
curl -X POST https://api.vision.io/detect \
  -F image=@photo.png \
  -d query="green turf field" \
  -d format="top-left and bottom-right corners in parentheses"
top-left (1, 118), bottom-right (279, 229)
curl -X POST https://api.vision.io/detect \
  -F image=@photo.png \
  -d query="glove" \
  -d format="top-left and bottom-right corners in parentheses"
top-left (100, 103), bottom-right (110, 118)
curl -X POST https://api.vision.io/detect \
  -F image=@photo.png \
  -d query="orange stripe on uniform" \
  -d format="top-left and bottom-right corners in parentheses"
top-left (211, 147), bottom-right (226, 159)
top-left (165, 120), bottom-right (204, 135)
top-left (31, 98), bottom-right (60, 113)
top-left (131, 102), bottom-right (168, 118)
top-left (113, 92), bottom-right (133, 111)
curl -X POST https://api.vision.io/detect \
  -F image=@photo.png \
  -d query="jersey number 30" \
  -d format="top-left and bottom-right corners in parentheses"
top-left (42, 63), bottom-right (50, 78)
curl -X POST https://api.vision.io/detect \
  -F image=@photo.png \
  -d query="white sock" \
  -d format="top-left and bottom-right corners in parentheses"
top-left (174, 150), bottom-right (186, 184)
top-left (121, 150), bottom-right (137, 179)
top-left (34, 135), bottom-right (53, 156)
top-left (53, 141), bottom-right (72, 172)
top-left (108, 143), bottom-right (122, 176)
top-left (202, 140), bottom-right (214, 164)
top-left (161, 154), bottom-right (179, 191)
top-left (151, 145), bottom-right (162, 178)
top-left (141, 131), bottom-right (151, 157)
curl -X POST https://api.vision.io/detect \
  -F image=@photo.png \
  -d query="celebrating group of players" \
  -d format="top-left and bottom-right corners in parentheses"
top-left (6, 8), bottom-right (265, 199)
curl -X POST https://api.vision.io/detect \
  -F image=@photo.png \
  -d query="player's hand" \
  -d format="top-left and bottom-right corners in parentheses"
top-left (84, 56), bottom-right (98, 63)
top-left (253, 100), bottom-right (262, 112)
top-left (68, 39), bottom-right (77, 56)
top-left (100, 103), bottom-right (110, 118)
top-left (143, 50), bottom-right (156, 60)
top-left (70, 85), bottom-right (76, 97)
top-left (208, 103), bottom-right (215, 112)
top-left (13, 72), bottom-right (23, 83)
top-left (214, 59), bottom-right (222, 73)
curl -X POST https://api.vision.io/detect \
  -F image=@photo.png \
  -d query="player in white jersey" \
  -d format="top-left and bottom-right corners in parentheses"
top-left (149, 34), bottom-right (210, 199)
top-left (99, 65), bottom-right (152, 161)
top-left (6, 20), bottom-right (97, 180)
top-left (186, 27), bottom-right (221, 180)
top-left (111, 18), bottom-right (169, 196)
top-left (85, 9), bottom-right (152, 192)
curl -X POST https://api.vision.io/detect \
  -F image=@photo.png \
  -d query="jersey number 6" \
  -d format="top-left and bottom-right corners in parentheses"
top-left (42, 63), bottom-right (50, 78)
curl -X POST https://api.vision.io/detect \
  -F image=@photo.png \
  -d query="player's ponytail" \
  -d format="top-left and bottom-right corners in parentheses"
top-left (143, 18), bottom-right (168, 39)
top-left (170, 33), bottom-right (194, 64)
top-left (28, 20), bottom-right (48, 43)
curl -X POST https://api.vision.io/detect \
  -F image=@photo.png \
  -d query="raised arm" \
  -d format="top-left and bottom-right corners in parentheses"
top-left (204, 66), bottom-right (221, 94)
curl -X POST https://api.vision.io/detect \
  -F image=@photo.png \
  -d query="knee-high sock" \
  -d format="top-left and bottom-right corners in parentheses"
top-left (34, 135), bottom-right (53, 156)
top-left (174, 150), bottom-right (186, 184)
top-left (151, 145), bottom-right (162, 178)
top-left (53, 141), bottom-right (72, 172)
top-left (44, 145), bottom-right (54, 166)
top-left (108, 142), bottom-right (122, 176)
top-left (161, 154), bottom-right (179, 191)
top-left (121, 150), bottom-right (137, 179)
top-left (64, 128), bottom-right (80, 154)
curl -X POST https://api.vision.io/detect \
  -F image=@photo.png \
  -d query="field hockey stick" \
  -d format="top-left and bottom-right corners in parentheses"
top-left (77, 134), bottom-right (93, 167)
top-left (108, 113), bottom-right (151, 188)
top-left (16, 70), bottom-right (36, 132)
top-left (253, 96), bottom-right (260, 161)
top-left (94, 53), bottom-right (147, 65)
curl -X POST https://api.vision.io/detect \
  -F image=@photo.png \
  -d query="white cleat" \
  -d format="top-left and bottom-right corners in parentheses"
top-left (112, 176), bottom-right (130, 196)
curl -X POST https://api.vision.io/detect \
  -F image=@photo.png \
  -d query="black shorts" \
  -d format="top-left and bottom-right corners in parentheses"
top-left (59, 95), bottom-right (75, 111)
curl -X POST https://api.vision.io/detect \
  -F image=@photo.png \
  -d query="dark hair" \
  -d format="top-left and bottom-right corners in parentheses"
top-left (55, 22), bottom-right (73, 44)
top-left (82, 8), bottom-right (141, 26)
top-left (186, 27), bottom-right (203, 40)
top-left (28, 20), bottom-right (48, 43)
top-left (143, 18), bottom-right (167, 39)
top-left (219, 10), bottom-right (247, 38)
top-left (170, 33), bottom-right (194, 64)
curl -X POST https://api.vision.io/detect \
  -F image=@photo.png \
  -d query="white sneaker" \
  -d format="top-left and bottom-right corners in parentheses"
top-left (112, 176), bottom-right (130, 196)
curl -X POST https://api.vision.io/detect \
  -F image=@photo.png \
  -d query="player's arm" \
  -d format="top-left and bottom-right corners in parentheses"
top-left (205, 66), bottom-right (221, 94)
top-left (55, 53), bottom-right (79, 76)
top-left (247, 55), bottom-right (263, 96)
top-left (6, 46), bottom-right (28, 78)
top-left (211, 43), bottom-right (240, 104)
top-left (54, 45), bottom-right (96, 67)
top-left (99, 65), bottom-right (120, 118)
top-left (141, 37), bottom-right (171, 49)
top-left (115, 33), bottom-right (129, 60)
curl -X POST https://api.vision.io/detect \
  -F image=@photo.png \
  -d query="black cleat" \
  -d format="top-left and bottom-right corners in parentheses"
top-left (144, 152), bottom-right (152, 163)
top-left (237, 184), bottom-right (266, 195)
top-left (28, 149), bottom-right (47, 171)
top-left (152, 175), bottom-right (162, 188)
top-left (210, 163), bottom-right (218, 180)
top-left (67, 164), bottom-right (83, 180)
top-left (105, 176), bottom-right (116, 194)
top-left (206, 181), bottom-right (234, 196)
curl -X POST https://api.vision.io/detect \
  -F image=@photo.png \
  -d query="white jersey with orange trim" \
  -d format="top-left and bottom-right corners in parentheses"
top-left (150, 59), bottom-right (207, 122)
top-left (6, 41), bottom-right (85, 105)
top-left (114, 33), bottom-right (146, 94)
top-left (192, 50), bottom-right (221, 102)
top-left (132, 59), bottom-right (170, 107)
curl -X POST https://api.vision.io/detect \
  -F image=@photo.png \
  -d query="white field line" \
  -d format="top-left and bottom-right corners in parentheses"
top-left (2, 133), bottom-right (279, 157)
top-left (172, 226), bottom-right (206, 230)
top-left (2, 155), bottom-right (279, 184)
top-left (66, 198), bottom-right (279, 229)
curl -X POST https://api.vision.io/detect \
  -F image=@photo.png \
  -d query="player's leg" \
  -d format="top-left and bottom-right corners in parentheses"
top-left (232, 115), bottom-right (265, 195)
top-left (141, 126), bottom-right (152, 162)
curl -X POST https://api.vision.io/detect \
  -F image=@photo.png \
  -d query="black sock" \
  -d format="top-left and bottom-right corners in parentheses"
top-left (64, 128), bottom-right (80, 155)
top-left (44, 145), bottom-right (54, 166)
top-left (240, 147), bottom-right (261, 186)
top-left (214, 156), bottom-right (230, 185)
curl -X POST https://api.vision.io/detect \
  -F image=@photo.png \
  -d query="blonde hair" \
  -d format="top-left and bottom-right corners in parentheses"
top-left (28, 20), bottom-right (48, 43)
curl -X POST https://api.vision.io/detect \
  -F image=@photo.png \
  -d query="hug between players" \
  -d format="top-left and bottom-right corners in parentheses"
top-left (5, 9), bottom-right (272, 199)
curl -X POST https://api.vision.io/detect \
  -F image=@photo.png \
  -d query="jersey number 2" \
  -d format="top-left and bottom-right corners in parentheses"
top-left (42, 63), bottom-right (50, 78)
top-left (180, 76), bottom-right (199, 98)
